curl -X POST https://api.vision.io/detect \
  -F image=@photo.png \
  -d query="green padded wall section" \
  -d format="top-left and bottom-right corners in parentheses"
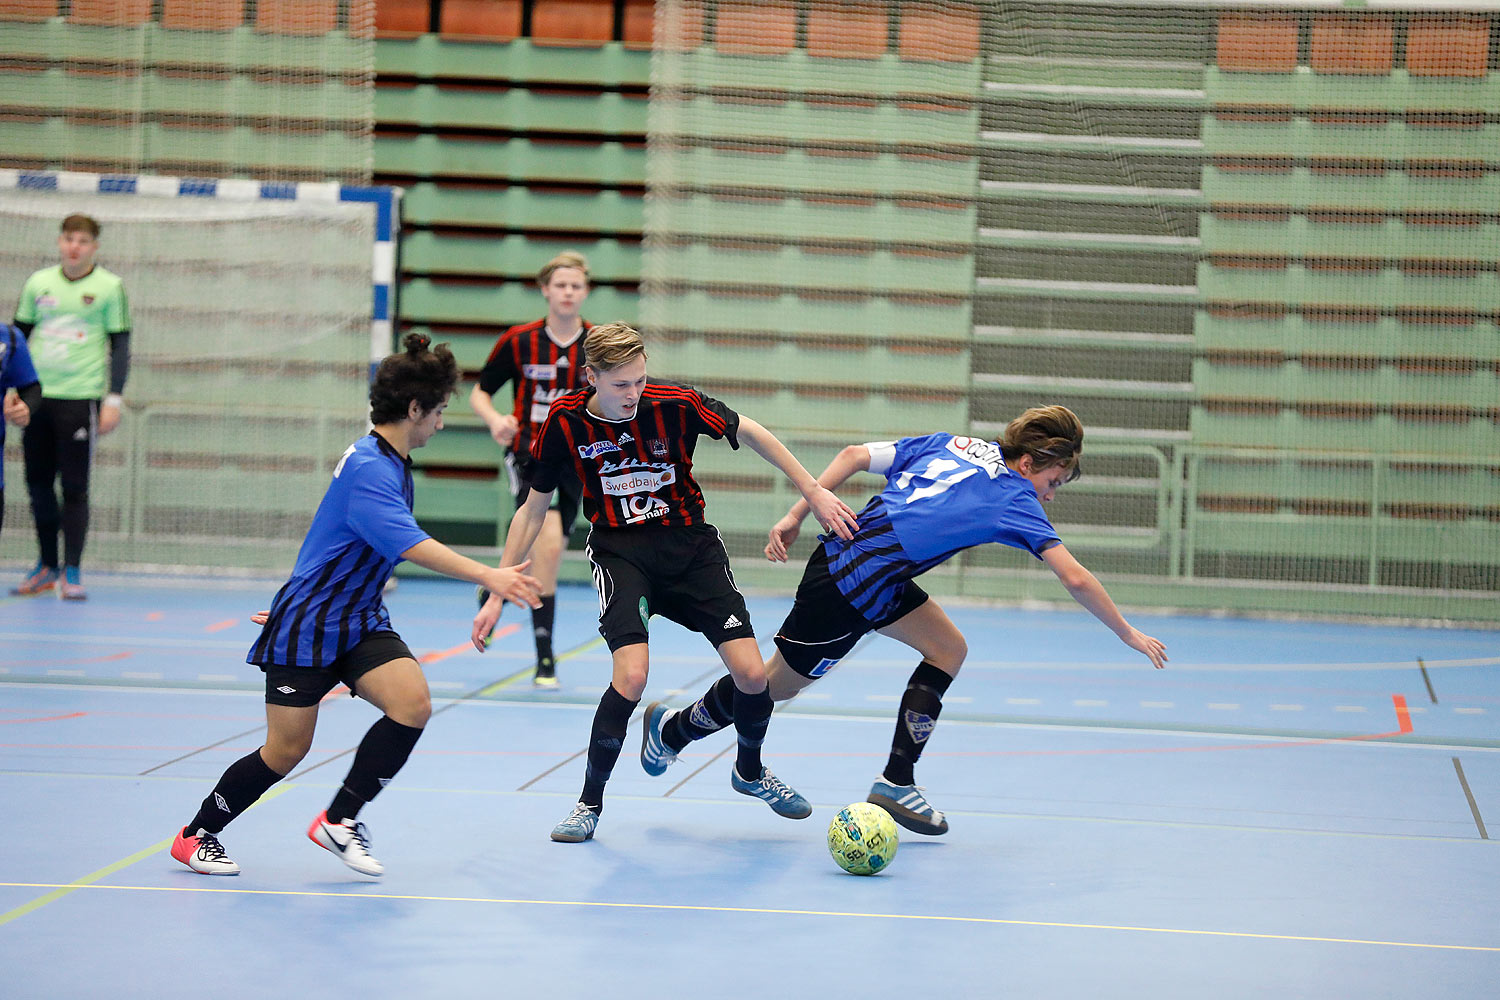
top-left (374, 35), bottom-right (650, 547)
top-left (1194, 6), bottom-right (1500, 610)
top-left (0, 10), bottom-right (375, 182)
top-left (643, 2), bottom-right (980, 561)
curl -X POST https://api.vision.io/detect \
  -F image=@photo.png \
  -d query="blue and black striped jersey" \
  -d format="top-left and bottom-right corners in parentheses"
top-left (248, 432), bottom-right (430, 668)
top-left (825, 433), bottom-right (1061, 623)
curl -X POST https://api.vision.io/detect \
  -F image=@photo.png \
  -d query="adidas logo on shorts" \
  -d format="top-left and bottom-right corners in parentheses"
top-left (722, 614), bottom-right (742, 629)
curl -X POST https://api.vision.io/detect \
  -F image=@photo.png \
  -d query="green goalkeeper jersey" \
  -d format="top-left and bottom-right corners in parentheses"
top-left (14, 264), bottom-right (131, 400)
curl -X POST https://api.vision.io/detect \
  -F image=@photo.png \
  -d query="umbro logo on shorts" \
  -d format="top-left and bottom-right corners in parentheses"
top-left (722, 614), bottom-right (742, 629)
top-left (73, 428), bottom-right (89, 441)
top-left (276, 685), bottom-right (296, 694)
top-left (214, 792), bottom-right (230, 813)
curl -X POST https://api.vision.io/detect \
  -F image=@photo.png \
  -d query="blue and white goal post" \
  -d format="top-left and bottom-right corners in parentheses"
top-left (0, 170), bottom-right (403, 574)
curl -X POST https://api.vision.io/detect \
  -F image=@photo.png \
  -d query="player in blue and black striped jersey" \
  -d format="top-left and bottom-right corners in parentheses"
top-left (1, 322), bottom-right (43, 537)
top-left (170, 334), bottom-right (541, 879)
top-left (644, 406), bottom-right (1166, 838)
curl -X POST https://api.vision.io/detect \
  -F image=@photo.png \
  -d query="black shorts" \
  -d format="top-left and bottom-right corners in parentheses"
top-left (585, 522), bottom-right (755, 652)
top-left (260, 631), bottom-right (415, 707)
top-left (507, 451), bottom-right (582, 538)
top-left (773, 544), bottom-right (929, 678)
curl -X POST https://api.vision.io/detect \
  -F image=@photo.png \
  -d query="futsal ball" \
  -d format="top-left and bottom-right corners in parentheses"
top-left (827, 802), bottom-right (899, 875)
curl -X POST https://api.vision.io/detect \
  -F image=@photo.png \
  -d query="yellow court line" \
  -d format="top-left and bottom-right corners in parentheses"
top-left (1, 881), bottom-right (1495, 953)
top-left (474, 636), bottom-right (605, 697)
top-left (0, 783), bottom-right (294, 927)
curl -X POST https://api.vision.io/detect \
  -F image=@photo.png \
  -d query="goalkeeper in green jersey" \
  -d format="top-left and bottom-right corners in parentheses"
top-left (10, 213), bottom-right (131, 601)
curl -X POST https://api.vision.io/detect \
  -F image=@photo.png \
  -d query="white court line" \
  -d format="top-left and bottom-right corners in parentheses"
top-left (1006, 697), bottom-right (1042, 706)
top-left (1455, 707), bottom-right (1487, 715)
top-left (120, 672), bottom-right (163, 681)
top-left (1334, 706), bottom-right (1368, 713)
top-left (1271, 704), bottom-right (1305, 712)
top-left (1074, 699), bottom-right (1108, 707)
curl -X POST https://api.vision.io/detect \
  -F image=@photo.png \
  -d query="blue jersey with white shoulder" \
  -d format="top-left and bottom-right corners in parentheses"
top-left (248, 432), bottom-right (430, 668)
top-left (0, 324), bottom-right (41, 488)
top-left (824, 432), bottom-right (1061, 623)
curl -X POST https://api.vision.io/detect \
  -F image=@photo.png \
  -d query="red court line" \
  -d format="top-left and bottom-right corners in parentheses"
top-left (145, 612), bottom-right (163, 621)
top-left (203, 619), bottom-right (238, 633)
top-left (0, 713), bottom-right (86, 725)
top-left (420, 624), bottom-right (521, 665)
top-left (1392, 693), bottom-right (1414, 734)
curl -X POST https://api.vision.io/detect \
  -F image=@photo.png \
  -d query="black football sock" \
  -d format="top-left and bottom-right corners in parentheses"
top-left (731, 685), bottom-right (774, 779)
top-left (662, 674), bottom-right (735, 752)
top-left (580, 684), bottom-right (638, 813)
top-left (533, 595), bottom-right (556, 668)
top-left (882, 661), bottom-right (953, 787)
top-left (326, 716), bottom-right (424, 824)
top-left (186, 748), bottom-right (285, 835)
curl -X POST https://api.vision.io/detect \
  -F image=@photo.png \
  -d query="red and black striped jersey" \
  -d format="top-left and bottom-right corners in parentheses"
top-left (476, 318), bottom-right (592, 457)
top-left (528, 379), bottom-right (740, 528)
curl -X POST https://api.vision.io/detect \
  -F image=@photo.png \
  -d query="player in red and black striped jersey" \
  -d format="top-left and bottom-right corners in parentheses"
top-left (471, 322), bottom-right (859, 843)
top-left (469, 252), bottom-right (592, 686)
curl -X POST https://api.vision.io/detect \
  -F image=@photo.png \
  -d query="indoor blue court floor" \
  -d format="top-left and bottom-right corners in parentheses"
top-left (2, 575), bottom-right (1497, 998)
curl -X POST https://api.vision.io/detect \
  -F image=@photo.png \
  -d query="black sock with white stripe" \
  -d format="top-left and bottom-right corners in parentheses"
top-left (185, 748), bottom-right (285, 835)
top-left (328, 716), bottom-right (425, 824)
top-left (662, 675), bottom-right (735, 752)
top-left (580, 684), bottom-right (638, 813)
top-left (731, 685), bottom-right (774, 780)
top-left (882, 661), bottom-right (953, 786)
top-left (532, 594), bottom-right (556, 665)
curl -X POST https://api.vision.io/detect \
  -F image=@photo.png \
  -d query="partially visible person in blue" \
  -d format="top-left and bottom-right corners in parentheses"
top-left (640, 406), bottom-right (1166, 838)
top-left (170, 333), bottom-right (541, 879)
top-left (1, 322), bottom-right (43, 536)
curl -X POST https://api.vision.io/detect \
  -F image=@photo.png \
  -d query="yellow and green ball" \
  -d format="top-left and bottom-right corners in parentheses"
top-left (827, 802), bottom-right (899, 875)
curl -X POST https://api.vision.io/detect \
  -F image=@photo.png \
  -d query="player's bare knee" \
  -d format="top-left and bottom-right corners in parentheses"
top-left (261, 738), bottom-right (309, 774)
top-left (614, 668), bottom-right (648, 701)
top-left (390, 692), bottom-right (431, 728)
top-left (942, 634), bottom-right (968, 674)
top-left (728, 661), bottom-right (767, 693)
top-left (766, 672), bottom-right (799, 702)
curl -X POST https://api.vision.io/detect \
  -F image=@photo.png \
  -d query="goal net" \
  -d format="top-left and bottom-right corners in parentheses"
top-left (0, 170), bottom-right (399, 576)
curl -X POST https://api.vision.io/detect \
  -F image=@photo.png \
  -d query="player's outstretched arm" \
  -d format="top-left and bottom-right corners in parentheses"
top-left (1041, 543), bottom-right (1167, 669)
top-left (765, 444), bottom-right (871, 562)
top-left (737, 416), bottom-right (858, 542)
top-left (471, 489), bottom-right (553, 650)
top-left (401, 538), bottom-right (541, 611)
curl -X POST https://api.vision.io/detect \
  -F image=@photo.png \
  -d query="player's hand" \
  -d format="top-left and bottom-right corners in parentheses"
top-left (488, 414), bottom-right (519, 448)
top-left (2, 391), bottom-right (30, 428)
top-left (486, 559), bottom-right (541, 611)
top-left (99, 400), bottom-right (122, 435)
top-left (250, 610), bottom-right (271, 626)
top-left (1123, 629), bottom-right (1167, 669)
top-left (471, 560), bottom-right (540, 651)
top-left (471, 592), bottom-right (505, 652)
top-left (764, 514), bottom-right (801, 562)
top-left (806, 486), bottom-right (857, 541)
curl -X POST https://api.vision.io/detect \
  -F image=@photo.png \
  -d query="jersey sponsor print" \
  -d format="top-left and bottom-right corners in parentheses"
top-left (529, 380), bottom-right (739, 529)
